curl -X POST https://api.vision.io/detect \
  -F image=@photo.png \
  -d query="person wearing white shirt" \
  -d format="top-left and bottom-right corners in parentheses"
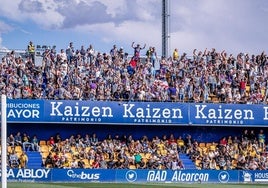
top-left (59, 49), bottom-right (67, 62)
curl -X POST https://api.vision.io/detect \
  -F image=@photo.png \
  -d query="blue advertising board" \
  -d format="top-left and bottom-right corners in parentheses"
top-left (6, 99), bottom-right (268, 126)
top-left (0, 168), bottom-right (52, 182)
top-left (1, 169), bottom-right (268, 183)
top-left (189, 103), bottom-right (268, 126)
top-left (3, 169), bottom-right (267, 183)
top-left (7, 99), bottom-right (44, 123)
top-left (239, 170), bottom-right (268, 183)
top-left (6, 100), bottom-right (189, 125)
top-left (52, 169), bottom-right (115, 182)
top-left (117, 169), bottom-right (239, 183)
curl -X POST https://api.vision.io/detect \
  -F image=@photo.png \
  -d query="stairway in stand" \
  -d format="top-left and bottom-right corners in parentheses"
top-left (179, 153), bottom-right (196, 169)
top-left (25, 151), bottom-right (43, 168)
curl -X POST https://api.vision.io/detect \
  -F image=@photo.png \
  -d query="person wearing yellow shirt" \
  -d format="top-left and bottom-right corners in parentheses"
top-left (173, 48), bottom-right (179, 61)
top-left (19, 152), bottom-right (28, 168)
top-left (62, 158), bottom-right (71, 169)
top-left (27, 41), bottom-right (35, 64)
top-left (177, 136), bottom-right (186, 153)
top-left (157, 141), bottom-right (166, 155)
top-left (249, 148), bottom-right (257, 158)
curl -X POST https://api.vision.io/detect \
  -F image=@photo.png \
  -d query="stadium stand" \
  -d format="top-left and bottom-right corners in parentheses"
top-left (3, 127), bottom-right (267, 170)
top-left (0, 42), bottom-right (268, 171)
top-left (0, 43), bottom-right (267, 103)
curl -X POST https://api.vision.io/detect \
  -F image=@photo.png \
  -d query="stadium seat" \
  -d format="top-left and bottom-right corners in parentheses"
top-left (7, 146), bottom-right (13, 153)
top-left (15, 146), bottom-right (22, 153)
top-left (195, 159), bottom-right (201, 168)
top-left (206, 143), bottom-right (212, 147)
top-left (129, 164), bottom-right (136, 169)
top-left (40, 140), bottom-right (47, 146)
top-left (202, 147), bottom-right (208, 153)
top-left (199, 143), bottom-right (206, 148)
top-left (177, 140), bottom-right (184, 146)
top-left (41, 151), bottom-right (49, 159)
top-left (40, 145), bottom-right (49, 153)
top-left (208, 145), bottom-right (215, 151)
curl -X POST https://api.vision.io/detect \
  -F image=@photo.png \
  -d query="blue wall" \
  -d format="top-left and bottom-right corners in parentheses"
top-left (8, 123), bottom-right (267, 143)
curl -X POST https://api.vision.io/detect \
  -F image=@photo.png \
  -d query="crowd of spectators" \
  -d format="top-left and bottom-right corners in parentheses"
top-left (188, 129), bottom-right (268, 170)
top-left (3, 128), bottom-right (267, 170)
top-left (42, 133), bottom-right (184, 170)
top-left (3, 131), bottom-right (39, 168)
top-left (1, 41), bottom-right (268, 103)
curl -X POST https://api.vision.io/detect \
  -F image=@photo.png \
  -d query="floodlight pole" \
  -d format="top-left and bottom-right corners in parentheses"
top-left (1, 94), bottom-right (7, 188)
top-left (162, 0), bottom-right (170, 58)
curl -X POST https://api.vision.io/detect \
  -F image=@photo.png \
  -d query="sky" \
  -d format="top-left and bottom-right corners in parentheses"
top-left (0, 0), bottom-right (268, 57)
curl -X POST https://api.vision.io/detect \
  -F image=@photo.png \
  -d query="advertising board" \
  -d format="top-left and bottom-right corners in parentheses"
top-left (6, 99), bottom-right (268, 126)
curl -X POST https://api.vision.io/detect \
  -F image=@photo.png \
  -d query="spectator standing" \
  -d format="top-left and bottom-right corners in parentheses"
top-left (258, 130), bottom-right (266, 150)
top-left (58, 49), bottom-right (67, 63)
top-left (178, 84), bottom-right (185, 102)
top-left (132, 42), bottom-right (146, 60)
top-left (242, 129), bottom-right (249, 144)
top-left (239, 78), bottom-right (247, 96)
top-left (149, 47), bottom-right (158, 67)
top-left (110, 44), bottom-right (118, 61)
top-left (66, 42), bottom-right (75, 63)
top-left (27, 41), bottom-right (35, 64)
top-left (248, 130), bottom-right (257, 144)
top-left (185, 134), bottom-right (193, 149)
top-left (173, 48), bottom-right (179, 62)
top-left (80, 45), bottom-right (86, 62)
top-left (86, 44), bottom-right (95, 64)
